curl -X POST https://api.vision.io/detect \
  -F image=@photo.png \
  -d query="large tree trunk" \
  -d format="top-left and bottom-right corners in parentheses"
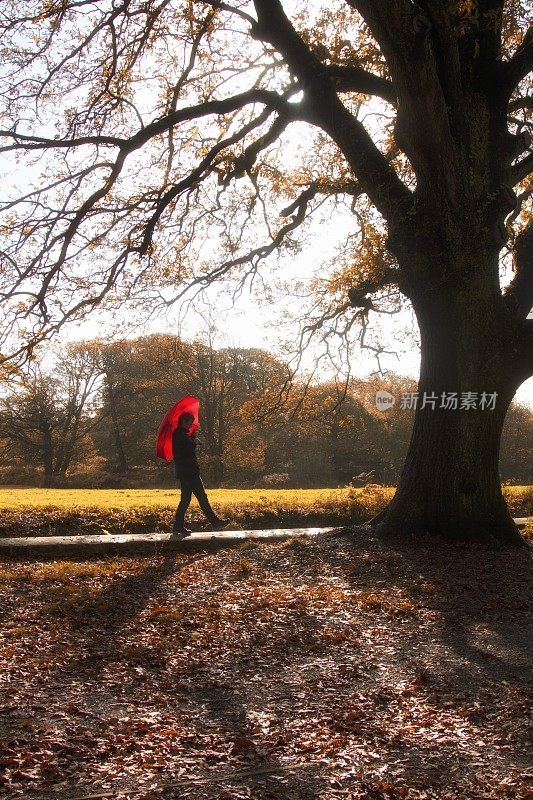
top-left (371, 259), bottom-right (528, 547)
top-left (373, 394), bottom-right (524, 545)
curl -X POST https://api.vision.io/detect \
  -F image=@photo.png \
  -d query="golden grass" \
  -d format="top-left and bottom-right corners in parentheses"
top-left (0, 486), bottom-right (530, 538)
top-left (0, 485), bottom-right (530, 514)
top-left (503, 484), bottom-right (533, 510)
top-left (0, 486), bottom-right (396, 536)
top-left (0, 558), bottom-right (138, 584)
top-left (0, 486), bottom-right (391, 511)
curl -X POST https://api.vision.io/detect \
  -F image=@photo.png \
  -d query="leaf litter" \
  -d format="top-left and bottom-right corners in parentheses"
top-left (0, 528), bottom-right (531, 800)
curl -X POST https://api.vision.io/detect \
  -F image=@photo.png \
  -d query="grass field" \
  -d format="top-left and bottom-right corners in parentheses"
top-left (0, 485), bottom-right (531, 538)
top-left (0, 486), bottom-right (393, 511)
top-left (0, 486), bottom-right (394, 537)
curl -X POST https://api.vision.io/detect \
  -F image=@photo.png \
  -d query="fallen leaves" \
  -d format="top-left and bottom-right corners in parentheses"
top-left (0, 532), bottom-right (531, 800)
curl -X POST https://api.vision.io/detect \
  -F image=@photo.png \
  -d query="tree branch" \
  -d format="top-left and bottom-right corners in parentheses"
top-left (279, 184), bottom-right (320, 217)
top-left (159, 180), bottom-right (320, 312)
top-left (324, 66), bottom-right (396, 105)
top-left (4, 89), bottom-right (300, 323)
top-left (348, 271), bottom-right (400, 310)
top-left (127, 88), bottom-right (299, 150)
top-left (279, 180), bottom-right (363, 218)
top-left (511, 150), bottom-right (533, 185)
top-left (508, 94), bottom-right (533, 114)
top-left (195, 0), bottom-right (257, 25)
top-left (252, 0), bottom-right (412, 223)
top-left (504, 222), bottom-right (533, 319)
top-left (222, 113), bottom-right (293, 184)
top-left (139, 105), bottom-right (283, 255)
top-left (0, 131), bottom-right (123, 153)
top-left (501, 26), bottom-right (533, 98)
top-left (1, 89), bottom-right (297, 159)
top-left (346, 0), bottom-right (465, 207)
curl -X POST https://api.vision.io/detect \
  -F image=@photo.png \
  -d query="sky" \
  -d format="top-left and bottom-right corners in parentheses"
top-left (57, 9), bottom-right (533, 411)
top-left (68, 245), bottom-right (533, 410)
top-left (3, 0), bottom-right (532, 411)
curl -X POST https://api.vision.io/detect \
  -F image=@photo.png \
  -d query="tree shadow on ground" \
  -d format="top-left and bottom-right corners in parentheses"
top-left (5, 552), bottom-right (331, 798)
top-left (156, 678), bottom-right (326, 800)
top-left (2, 535), bottom-right (531, 799)
top-left (319, 527), bottom-right (532, 688)
top-left (32, 553), bottom-right (188, 678)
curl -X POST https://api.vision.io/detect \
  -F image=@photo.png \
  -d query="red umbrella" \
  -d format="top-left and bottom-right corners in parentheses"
top-left (156, 395), bottom-right (199, 461)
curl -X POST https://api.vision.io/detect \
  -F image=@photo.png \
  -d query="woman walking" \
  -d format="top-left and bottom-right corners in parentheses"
top-left (172, 412), bottom-right (229, 536)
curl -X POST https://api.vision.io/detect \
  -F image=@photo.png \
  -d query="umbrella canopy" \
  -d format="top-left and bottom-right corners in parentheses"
top-left (156, 395), bottom-right (199, 461)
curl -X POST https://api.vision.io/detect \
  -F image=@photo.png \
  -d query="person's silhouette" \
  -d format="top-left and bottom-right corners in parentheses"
top-left (172, 412), bottom-right (229, 536)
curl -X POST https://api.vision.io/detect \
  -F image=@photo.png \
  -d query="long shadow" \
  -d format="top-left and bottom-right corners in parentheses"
top-left (34, 553), bottom-right (191, 679)
top-left (146, 607), bottom-right (520, 797)
top-left (157, 677), bottom-right (325, 800)
top-left (3, 533), bottom-right (531, 799)
top-left (24, 549), bottom-right (330, 797)
top-left (244, 529), bottom-right (533, 789)
top-left (318, 527), bottom-right (533, 688)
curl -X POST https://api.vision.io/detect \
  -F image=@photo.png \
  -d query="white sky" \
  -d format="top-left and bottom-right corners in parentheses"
top-left (3, 0), bottom-right (532, 409)
top-left (68, 252), bottom-right (533, 410)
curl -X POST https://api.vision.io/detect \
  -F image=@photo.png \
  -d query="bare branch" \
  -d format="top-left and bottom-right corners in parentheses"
top-left (0, 131), bottom-right (124, 153)
top-left (2, 88), bottom-right (297, 158)
top-left (142, 177), bottom-right (330, 326)
top-left (504, 222), bottom-right (533, 319)
top-left (164, 8), bottom-right (219, 179)
top-left (279, 184), bottom-right (320, 218)
top-left (501, 26), bottom-right (533, 98)
top-left (1, 250), bottom-right (130, 366)
top-left (511, 150), bottom-right (533, 185)
top-left (221, 113), bottom-right (293, 185)
top-left (139, 105), bottom-right (281, 255)
top-left (280, 181), bottom-right (362, 218)
top-left (1, 88), bottom-right (301, 328)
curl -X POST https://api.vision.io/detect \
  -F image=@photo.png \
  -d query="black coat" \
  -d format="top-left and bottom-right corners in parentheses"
top-left (172, 427), bottom-right (200, 476)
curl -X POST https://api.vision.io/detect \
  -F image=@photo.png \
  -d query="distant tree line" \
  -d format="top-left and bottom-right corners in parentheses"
top-left (0, 334), bottom-right (531, 488)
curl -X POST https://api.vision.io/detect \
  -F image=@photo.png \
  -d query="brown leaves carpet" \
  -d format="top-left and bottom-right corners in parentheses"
top-left (0, 529), bottom-right (531, 800)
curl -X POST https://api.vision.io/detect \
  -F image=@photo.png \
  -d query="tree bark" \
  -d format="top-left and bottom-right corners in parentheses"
top-left (41, 422), bottom-right (54, 488)
top-left (372, 398), bottom-right (525, 546)
top-left (213, 399), bottom-right (226, 487)
top-left (371, 260), bottom-right (529, 547)
top-left (212, 453), bottom-right (225, 487)
top-left (105, 372), bottom-right (129, 474)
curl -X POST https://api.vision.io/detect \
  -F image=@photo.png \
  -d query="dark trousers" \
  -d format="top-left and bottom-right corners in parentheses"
top-left (174, 472), bottom-right (217, 528)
